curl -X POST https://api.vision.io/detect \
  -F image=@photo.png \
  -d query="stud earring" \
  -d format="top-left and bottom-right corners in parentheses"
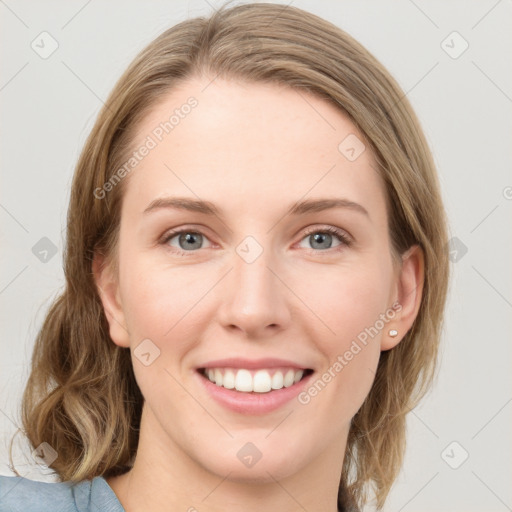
top-left (389, 329), bottom-right (398, 337)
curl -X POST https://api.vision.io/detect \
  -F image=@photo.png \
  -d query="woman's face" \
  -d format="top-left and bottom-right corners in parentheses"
top-left (95, 77), bottom-right (421, 483)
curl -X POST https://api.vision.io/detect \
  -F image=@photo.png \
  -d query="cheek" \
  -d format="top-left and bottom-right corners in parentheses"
top-left (120, 254), bottom-right (192, 331)
top-left (119, 259), bottom-right (204, 399)
top-left (121, 249), bottom-right (392, 352)
top-left (298, 263), bottom-right (391, 414)
top-left (303, 261), bottom-right (392, 347)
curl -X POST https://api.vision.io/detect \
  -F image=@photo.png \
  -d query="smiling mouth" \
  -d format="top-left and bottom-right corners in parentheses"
top-left (198, 367), bottom-right (314, 393)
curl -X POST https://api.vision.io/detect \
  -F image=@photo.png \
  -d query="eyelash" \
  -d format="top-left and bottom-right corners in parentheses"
top-left (160, 226), bottom-right (352, 256)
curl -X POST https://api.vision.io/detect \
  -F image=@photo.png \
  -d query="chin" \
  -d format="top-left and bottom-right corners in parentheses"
top-left (193, 439), bottom-right (311, 483)
top-left (209, 459), bottom-right (301, 484)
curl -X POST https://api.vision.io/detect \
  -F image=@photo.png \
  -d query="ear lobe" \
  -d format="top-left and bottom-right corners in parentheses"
top-left (381, 244), bottom-right (425, 351)
top-left (92, 251), bottom-right (130, 348)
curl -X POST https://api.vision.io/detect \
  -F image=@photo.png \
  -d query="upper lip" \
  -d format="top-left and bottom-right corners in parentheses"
top-left (198, 358), bottom-right (311, 370)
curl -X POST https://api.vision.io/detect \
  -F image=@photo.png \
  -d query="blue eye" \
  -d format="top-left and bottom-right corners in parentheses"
top-left (299, 227), bottom-right (351, 251)
top-left (161, 226), bottom-right (351, 256)
top-left (163, 230), bottom-right (211, 253)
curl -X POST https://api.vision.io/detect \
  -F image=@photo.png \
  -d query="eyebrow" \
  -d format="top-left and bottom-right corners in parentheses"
top-left (143, 196), bottom-right (369, 218)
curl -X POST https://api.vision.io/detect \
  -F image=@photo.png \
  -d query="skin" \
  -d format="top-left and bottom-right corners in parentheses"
top-left (93, 77), bottom-right (424, 512)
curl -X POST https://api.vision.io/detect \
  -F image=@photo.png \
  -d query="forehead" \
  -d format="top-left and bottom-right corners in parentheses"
top-left (122, 77), bottom-right (386, 220)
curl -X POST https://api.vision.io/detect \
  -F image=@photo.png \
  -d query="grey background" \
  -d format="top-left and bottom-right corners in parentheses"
top-left (1, 1), bottom-right (511, 511)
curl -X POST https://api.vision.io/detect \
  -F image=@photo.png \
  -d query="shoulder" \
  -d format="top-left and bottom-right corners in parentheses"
top-left (0, 474), bottom-right (124, 512)
top-left (0, 474), bottom-right (79, 512)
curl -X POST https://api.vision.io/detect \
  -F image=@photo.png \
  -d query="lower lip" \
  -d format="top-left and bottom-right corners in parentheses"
top-left (196, 370), bottom-right (314, 415)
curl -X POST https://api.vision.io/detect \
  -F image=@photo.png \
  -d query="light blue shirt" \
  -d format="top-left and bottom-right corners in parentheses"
top-left (0, 474), bottom-right (124, 512)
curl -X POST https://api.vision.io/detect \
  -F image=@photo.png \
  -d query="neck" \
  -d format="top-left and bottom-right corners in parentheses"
top-left (107, 404), bottom-right (347, 512)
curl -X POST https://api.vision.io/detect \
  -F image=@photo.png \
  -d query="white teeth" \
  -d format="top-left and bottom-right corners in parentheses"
top-left (283, 370), bottom-right (295, 388)
top-left (223, 369), bottom-right (235, 389)
top-left (205, 368), bottom-right (307, 393)
top-left (235, 369), bottom-right (253, 392)
top-left (271, 371), bottom-right (284, 390)
top-left (253, 370), bottom-right (272, 393)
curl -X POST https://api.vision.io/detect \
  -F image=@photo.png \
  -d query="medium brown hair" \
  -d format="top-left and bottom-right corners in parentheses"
top-left (10, 2), bottom-right (450, 510)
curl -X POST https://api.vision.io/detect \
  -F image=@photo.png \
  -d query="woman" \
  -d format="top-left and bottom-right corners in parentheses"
top-left (1, 2), bottom-right (449, 511)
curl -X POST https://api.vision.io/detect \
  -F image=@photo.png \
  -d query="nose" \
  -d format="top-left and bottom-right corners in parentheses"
top-left (217, 241), bottom-right (291, 339)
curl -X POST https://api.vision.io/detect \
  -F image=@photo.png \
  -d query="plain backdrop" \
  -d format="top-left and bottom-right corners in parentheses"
top-left (1, 1), bottom-right (511, 511)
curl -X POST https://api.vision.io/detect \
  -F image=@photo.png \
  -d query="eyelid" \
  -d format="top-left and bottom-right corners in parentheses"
top-left (160, 224), bottom-right (352, 254)
top-left (301, 225), bottom-right (352, 243)
top-left (159, 225), bottom-right (215, 248)
top-left (298, 225), bottom-right (352, 251)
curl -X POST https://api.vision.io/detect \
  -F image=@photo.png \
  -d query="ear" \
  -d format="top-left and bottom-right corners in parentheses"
top-left (92, 251), bottom-right (130, 348)
top-left (381, 244), bottom-right (424, 351)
